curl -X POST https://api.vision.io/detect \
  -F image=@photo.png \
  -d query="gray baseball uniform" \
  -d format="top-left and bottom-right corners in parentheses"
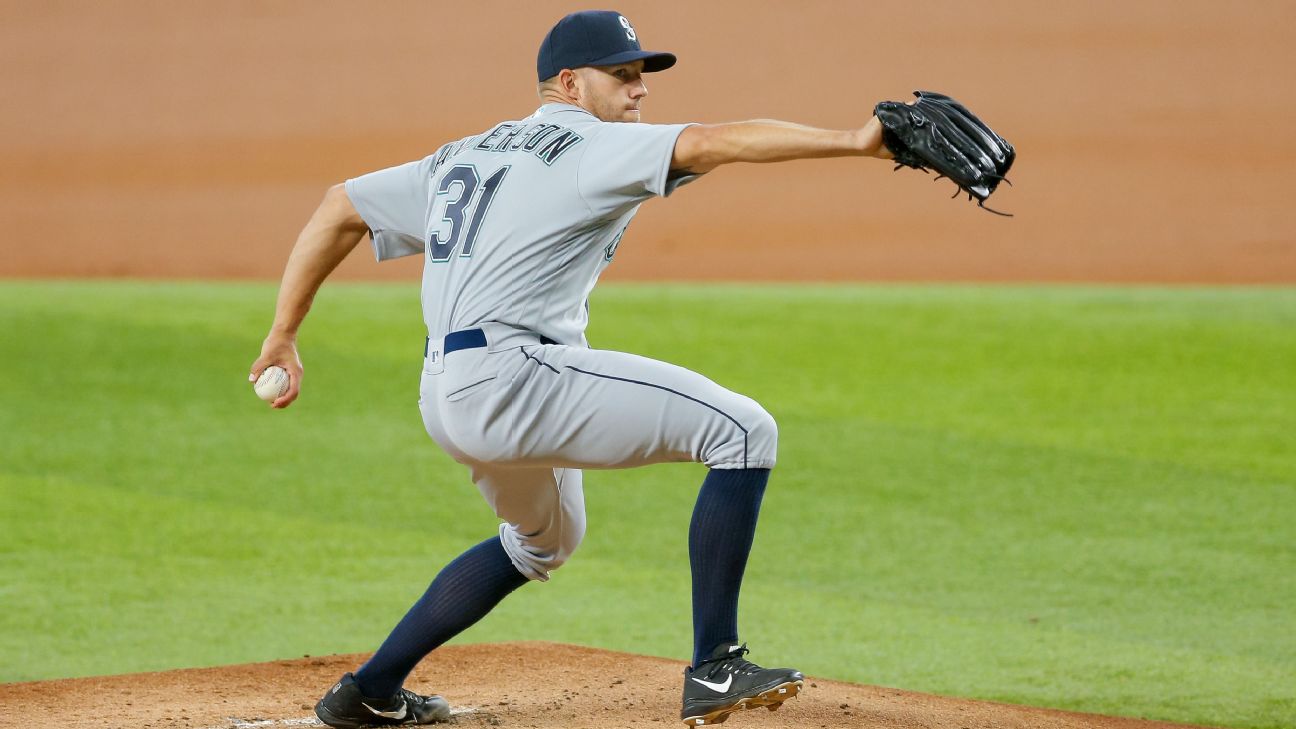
top-left (345, 103), bottom-right (777, 582)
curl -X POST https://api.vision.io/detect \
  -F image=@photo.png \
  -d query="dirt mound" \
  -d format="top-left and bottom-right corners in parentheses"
top-left (0, 642), bottom-right (1214, 729)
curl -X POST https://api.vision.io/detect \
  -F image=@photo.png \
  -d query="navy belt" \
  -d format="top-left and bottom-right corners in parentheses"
top-left (427, 328), bottom-right (558, 357)
top-left (444, 328), bottom-right (488, 354)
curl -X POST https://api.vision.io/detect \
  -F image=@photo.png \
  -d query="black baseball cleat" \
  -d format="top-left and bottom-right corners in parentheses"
top-left (680, 643), bottom-right (803, 726)
top-left (314, 672), bottom-right (451, 727)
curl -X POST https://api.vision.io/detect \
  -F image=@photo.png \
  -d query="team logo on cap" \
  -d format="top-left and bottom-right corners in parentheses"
top-left (619, 15), bottom-right (637, 41)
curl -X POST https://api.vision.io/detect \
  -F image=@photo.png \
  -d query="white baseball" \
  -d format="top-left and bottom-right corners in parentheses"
top-left (253, 366), bottom-right (291, 402)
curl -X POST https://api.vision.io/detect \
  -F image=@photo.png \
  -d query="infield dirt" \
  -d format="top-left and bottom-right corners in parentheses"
top-left (2, 1), bottom-right (1294, 283)
top-left (0, 642), bottom-right (1218, 729)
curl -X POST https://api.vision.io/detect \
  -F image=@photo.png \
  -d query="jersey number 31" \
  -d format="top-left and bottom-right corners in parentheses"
top-left (428, 164), bottom-right (510, 262)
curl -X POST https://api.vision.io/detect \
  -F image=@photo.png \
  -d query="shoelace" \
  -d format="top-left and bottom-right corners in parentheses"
top-left (396, 688), bottom-right (429, 709)
top-left (697, 645), bottom-right (763, 680)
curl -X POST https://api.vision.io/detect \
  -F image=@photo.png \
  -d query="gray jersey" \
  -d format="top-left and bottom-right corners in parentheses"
top-left (345, 103), bottom-right (696, 346)
top-left (343, 104), bottom-right (776, 585)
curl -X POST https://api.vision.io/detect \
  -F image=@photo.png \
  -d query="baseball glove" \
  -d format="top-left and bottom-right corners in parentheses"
top-left (874, 91), bottom-right (1015, 216)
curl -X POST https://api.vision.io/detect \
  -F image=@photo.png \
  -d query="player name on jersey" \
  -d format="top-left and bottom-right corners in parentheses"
top-left (431, 122), bottom-right (585, 172)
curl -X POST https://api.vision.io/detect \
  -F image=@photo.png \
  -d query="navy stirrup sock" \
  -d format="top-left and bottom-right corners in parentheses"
top-left (688, 467), bottom-right (770, 667)
top-left (354, 536), bottom-right (528, 698)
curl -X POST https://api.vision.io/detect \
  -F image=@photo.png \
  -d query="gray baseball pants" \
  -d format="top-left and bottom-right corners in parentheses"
top-left (418, 322), bottom-right (777, 581)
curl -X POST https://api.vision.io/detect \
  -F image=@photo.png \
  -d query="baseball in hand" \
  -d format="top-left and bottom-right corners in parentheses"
top-left (253, 366), bottom-right (291, 402)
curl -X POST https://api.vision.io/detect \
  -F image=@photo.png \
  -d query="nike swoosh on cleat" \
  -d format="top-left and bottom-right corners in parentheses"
top-left (362, 700), bottom-right (408, 720)
top-left (690, 674), bottom-right (734, 692)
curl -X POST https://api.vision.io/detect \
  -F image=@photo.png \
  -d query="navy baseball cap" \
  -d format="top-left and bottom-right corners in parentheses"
top-left (537, 10), bottom-right (676, 82)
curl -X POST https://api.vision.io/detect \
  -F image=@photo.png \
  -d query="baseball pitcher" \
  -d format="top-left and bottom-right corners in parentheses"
top-left (250, 10), bottom-right (1011, 727)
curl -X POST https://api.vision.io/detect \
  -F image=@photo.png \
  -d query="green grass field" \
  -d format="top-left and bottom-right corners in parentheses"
top-left (1, 281), bottom-right (1293, 728)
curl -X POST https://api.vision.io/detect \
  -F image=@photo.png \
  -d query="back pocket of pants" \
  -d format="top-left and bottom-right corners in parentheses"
top-left (443, 375), bottom-right (498, 402)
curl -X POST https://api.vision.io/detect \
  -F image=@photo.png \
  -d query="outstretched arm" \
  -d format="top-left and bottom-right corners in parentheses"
top-left (249, 183), bottom-right (370, 409)
top-left (671, 116), bottom-right (892, 175)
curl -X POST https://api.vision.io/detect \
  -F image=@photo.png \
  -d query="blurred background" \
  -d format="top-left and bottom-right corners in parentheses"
top-left (3, 4), bottom-right (1294, 728)
top-left (2, 0), bottom-right (1293, 283)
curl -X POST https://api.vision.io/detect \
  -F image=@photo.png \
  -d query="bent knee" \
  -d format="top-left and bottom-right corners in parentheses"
top-left (497, 521), bottom-right (585, 582)
top-left (702, 398), bottom-right (778, 470)
top-left (746, 404), bottom-right (778, 467)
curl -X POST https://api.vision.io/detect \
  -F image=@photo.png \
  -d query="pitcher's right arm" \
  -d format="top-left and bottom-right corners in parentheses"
top-left (249, 184), bottom-right (369, 409)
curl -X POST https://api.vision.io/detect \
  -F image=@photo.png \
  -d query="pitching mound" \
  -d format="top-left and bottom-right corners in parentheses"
top-left (1, 642), bottom-right (1212, 729)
